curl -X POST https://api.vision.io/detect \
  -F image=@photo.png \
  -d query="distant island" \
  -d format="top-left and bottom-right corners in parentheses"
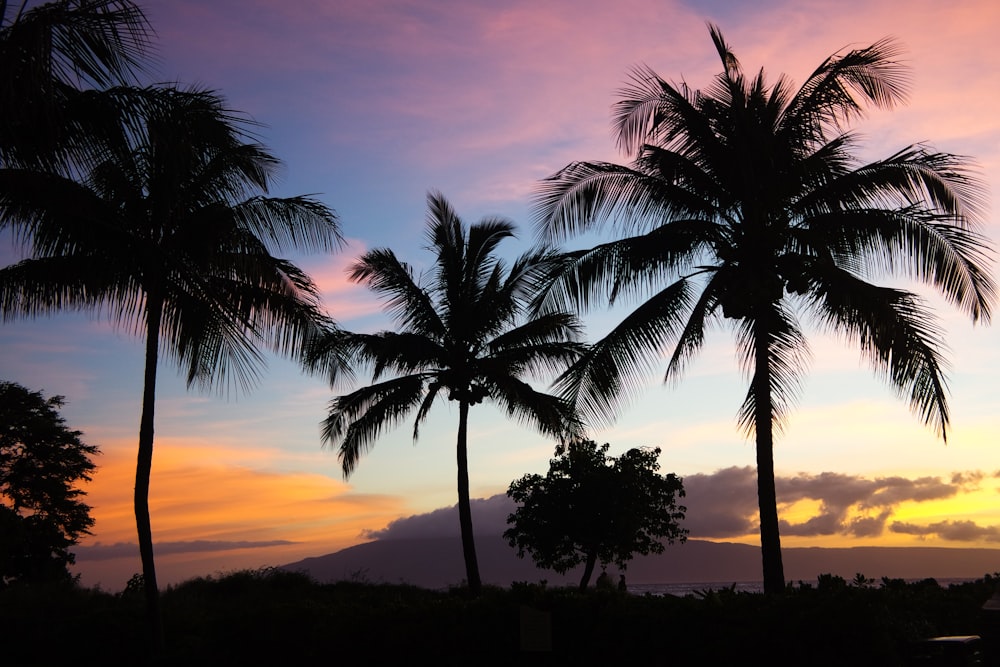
top-left (282, 535), bottom-right (1000, 590)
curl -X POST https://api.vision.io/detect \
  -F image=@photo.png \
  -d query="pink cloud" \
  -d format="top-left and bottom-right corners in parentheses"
top-left (297, 238), bottom-right (384, 323)
top-left (143, 0), bottom-right (1000, 226)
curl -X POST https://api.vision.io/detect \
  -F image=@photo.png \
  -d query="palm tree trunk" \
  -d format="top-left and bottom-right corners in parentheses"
top-left (135, 295), bottom-right (164, 652)
top-left (753, 324), bottom-right (785, 595)
top-left (455, 399), bottom-right (482, 596)
top-left (578, 550), bottom-right (598, 592)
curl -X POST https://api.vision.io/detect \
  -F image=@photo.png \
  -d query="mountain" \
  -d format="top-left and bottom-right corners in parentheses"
top-left (281, 536), bottom-right (1000, 589)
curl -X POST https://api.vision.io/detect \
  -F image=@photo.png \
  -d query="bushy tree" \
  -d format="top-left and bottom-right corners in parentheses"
top-left (0, 381), bottom-right (98, 586)
top-left (505, 440), bottom-right (687, 591)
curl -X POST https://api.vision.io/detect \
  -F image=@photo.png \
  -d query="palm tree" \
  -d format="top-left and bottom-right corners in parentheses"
top-left (533, 25), bottom-right (995, 595)
top-left (305, 191), bottom-right (585, 596)
top-left (1, 0), bottom-right (152, 169)
top-left (0, 85), bottom-right (343, 649)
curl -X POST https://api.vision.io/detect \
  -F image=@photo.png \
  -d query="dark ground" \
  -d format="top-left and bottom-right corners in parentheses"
top-left (4, 569), bottom-right (998, 666)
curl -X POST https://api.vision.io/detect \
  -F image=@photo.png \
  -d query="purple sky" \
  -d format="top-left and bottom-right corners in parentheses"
top-left (3, 0), bottom-right (999, 590)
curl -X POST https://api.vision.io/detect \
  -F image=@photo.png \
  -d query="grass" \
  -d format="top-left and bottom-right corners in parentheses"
top-left (3, 568), bottom-right (999, 666)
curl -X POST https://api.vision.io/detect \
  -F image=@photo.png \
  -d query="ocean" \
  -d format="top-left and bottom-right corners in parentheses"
top-left (626, 578), bottom-right (980, 597)
top-left (626, 581), bottom-right (763, 596)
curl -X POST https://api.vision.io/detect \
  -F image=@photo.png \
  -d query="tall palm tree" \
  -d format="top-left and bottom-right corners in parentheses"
top-left (305, 191), bottom-right (585, 596)
top-left (0, 85), bottom-right (343, 649)
top-left (533, 25), bottom-right (995, 595)
top-left (1, 0), bottom-right (152, 169)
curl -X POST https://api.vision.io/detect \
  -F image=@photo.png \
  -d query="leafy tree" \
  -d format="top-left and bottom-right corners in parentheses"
top-left (533, 25), bottom-right (995, 594)
top-left (505, 440), bottom-right (687, 591)
top-left (0, 85), bottom-right (342, 650)
top-left (1, 0), bottom-right (152, 170)
top-left (304, 191), bottom-right (585, 596)
top-left (0, 381), bottom-right (98, 586)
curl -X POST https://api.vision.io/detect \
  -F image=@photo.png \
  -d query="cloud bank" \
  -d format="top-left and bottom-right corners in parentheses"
top-left (365, 467), bottom-right (998, 544)
top-left (683, 467), bottom-right (982, 539)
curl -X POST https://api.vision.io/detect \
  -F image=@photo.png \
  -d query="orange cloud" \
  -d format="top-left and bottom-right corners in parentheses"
top-left (73, 437), bottom-right (412, 589)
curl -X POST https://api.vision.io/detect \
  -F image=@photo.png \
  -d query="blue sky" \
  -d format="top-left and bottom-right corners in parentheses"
top-left (3, 0), bottom-right (999, 590)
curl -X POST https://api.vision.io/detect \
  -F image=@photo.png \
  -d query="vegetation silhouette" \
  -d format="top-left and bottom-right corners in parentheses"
top-left (2, 567), bottom-right (1000, 665)
top-left (304, 191), bottom-right (585, 596)
top-left (532, 24), bottom-right (996, 594)
top-left (0, 381), bottom-right (98, 586)
top-left (0, 0), bottom-right (152, 171)
top-left (505, 440), bottom-right (687, 591)
top-left (0, 85), bottom-right (343, 651)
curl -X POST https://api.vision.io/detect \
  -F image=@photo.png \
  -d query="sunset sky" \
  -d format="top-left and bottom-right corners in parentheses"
top-left (3, 0), bottom-right (1000, 591)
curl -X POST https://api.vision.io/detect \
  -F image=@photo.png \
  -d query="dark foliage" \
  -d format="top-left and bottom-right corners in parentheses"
top-left (0, 0), bottom-right (153, 170)
top-left (1, 569), bottom-right (1000, 666)
top-left (505, 440), bottom-right (687, 590)
top-left (0, 381), bottom-right (98, 586)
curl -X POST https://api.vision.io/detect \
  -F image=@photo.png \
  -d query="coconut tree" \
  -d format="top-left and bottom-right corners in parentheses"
top-left (1, 0), bottom-right (152, 169)
top-left (0, 85), bottom-right (342, 649)
top-left (304, 191), bottom-right (585, 596)
top-left (533, 25), bottom-right (995, 595)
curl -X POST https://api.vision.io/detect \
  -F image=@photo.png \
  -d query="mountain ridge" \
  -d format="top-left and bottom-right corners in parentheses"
top-left (281, 536), bottom-right (1000, 589)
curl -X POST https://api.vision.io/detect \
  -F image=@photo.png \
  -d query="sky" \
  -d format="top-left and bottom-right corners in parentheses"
top-left (3, 0), bottom-right (1000, 591)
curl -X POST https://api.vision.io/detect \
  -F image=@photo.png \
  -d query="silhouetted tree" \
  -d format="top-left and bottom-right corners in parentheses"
top-left (0, 85), bottom-right (342, 650)
top-left (304, 191), bottom-right (585, 596)
top-left (505, 440), bottom-right (686, 591)
top-left (1, 0), bottom-right (152, 170)
top-left (0, 381), bottom-right (98, 586)
top-left (533, 25), bottom-right (995, 594)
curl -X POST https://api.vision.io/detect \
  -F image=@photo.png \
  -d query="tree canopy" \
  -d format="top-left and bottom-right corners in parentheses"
top-left (0, 381), bottom-right (98, 586)
top-left (505, 440), bottom-right (687, 591)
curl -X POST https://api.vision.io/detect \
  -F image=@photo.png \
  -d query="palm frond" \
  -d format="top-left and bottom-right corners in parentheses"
top-left (531, 223), bottom-right (713, 317)
top-left (784, 36), bottom-right (909, 134)
top-left (487, 312), bottom-right (583, 352)
top-left (554, 277), bottom-right (696, 426)
top-left (796, 203), bottom-right (995, 324)
top-left (321, 375), bottom-right (428, 477)
top-left (0, 254), bottom-right (137, 320)
top-left (349, 331), bottom-right (444, 380)
top-left (411, 381), bottom-right (443, 440)
top-left (0, 1), bottom-right (153, 169)
top-left (1, 0), bottom-right (152, 88)
top-left (350, 248), bottom-right (445, 338)
top-left (301, 323), bottom-right (359, 387)
top-left (809, 268), bottom-right (951, 439)
top-left (663, 273), bottom-right (721, 384)
top-left (483, 375), bottom-right (585, 441)
top-left (482, 335), bottom-right (588, 382)
top-left (811, 145), bottom-right (987, 224)
top-left (0, 167), bottom-right (119, 255)
top-left (231, 195), bottom-right (343, 254)
top-left (734, 304), bottom-right (810, 437)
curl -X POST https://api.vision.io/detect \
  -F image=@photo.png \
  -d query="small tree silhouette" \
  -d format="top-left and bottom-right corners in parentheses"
top-left (505, 440), bottom-right (687, 591)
